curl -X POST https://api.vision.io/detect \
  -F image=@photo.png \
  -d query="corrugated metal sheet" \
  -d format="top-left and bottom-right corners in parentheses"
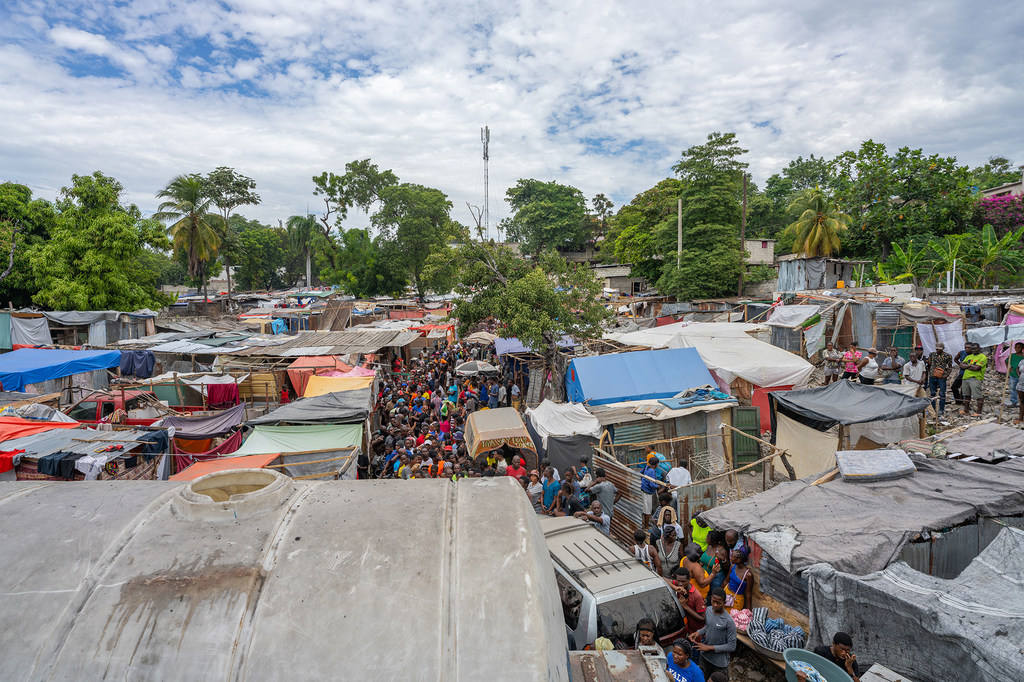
top-left (676, 483), bottom-right (717, 528)
top-left (875, 303), bottom-right (902, 328)
top-left (610, 421), bottom-right (666, 466)
top-left (898, 515), bottom-right (1024, 579)
top-left (231, 329), bottom-right (419, 357)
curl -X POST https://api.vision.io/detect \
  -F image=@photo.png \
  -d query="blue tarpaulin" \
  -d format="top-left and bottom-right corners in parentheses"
top-left (0, 348), bottom-right (121, 392)
top-left (564, 348), bottom-right (715, 405)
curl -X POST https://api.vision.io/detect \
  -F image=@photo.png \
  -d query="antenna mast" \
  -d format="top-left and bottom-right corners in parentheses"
top-left (481, 126), bottom-right (490, 240)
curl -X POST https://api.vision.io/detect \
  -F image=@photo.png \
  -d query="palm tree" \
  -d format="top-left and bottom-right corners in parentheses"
top-left (154, 175), bottom-right (221, 303)
top-left (286, 214), bottom-right (317, 287)
top-left (784, 188), bottom-right (851, 257)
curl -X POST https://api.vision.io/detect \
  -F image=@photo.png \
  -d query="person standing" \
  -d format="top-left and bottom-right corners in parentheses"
top-left (879, 347), bottom-right (905, 385)
top-left (841, 342), bottom-right (862, 380)
top-left (822, 342), bottom-right (843, 385)
top-left (666, 639), bottom-right (705, 682)
top-left (950, 345), bottom-right (969, 410)
top-left (1008, 342), bottom-right (1024, 409)
top-left (586, 468), bottom-right (622, 519)
top-left (689, 588), bottom-right (736, 681)
top-left (901, 351), bottom-right (927, 393)
top-left (640, 455), bottom-right (662, 529)
top-left (959, 342), bottom-right (988, 417)
top-left (656, 525), bottom-right (683, 578)
top-left (631, 529), bottom-right (662, 574)
top-left (857, 348), bottom-right (880, 385)
top-left (927, 342), bottom-right (953, 415)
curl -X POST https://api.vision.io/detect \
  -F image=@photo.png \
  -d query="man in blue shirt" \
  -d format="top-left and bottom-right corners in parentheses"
top-left (666, 639), bottom-right (704, 682)
top-left (541, 466), bottom-right (561, 514)
top-left (640, 454), bottom-right (662, 530)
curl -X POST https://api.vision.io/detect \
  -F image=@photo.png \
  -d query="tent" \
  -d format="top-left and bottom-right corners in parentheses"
top-left (247, 388), bottom-right (372, 425)
top-left (161, 403), bottom-right (247, 439)
top-left (606, 322), bottom-right (814, 395)
top-left (455, 360), bottom-right (499, 377)
top-left (768, 381), bottom-right (930, 478)
top-left (321, 366), bottom-right (376, 377)
top-left (286, 356), bottom-right (352, 395)
top-left (805, 527), bottom-right (1024, 681)
top-left (0, 348), bottom-right (121, 393)
top-left (699, 456), bottom-right (1024, 576)
top-left (169, 453), bottom-right (280, 481)
top-left (303, 375), bottom-right (374, 397)
top-left (525, 400), bottom-right (602, 449)
top-left (234, 424), bottom-right (362, 479)
top-left (464, 408), bottom-right (538, 469)
top-left (564, 348), bottom-right (714, 405)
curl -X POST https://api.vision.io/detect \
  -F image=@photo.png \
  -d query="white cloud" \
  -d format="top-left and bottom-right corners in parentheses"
top-left (0, 0), bottom-right (1020, 238)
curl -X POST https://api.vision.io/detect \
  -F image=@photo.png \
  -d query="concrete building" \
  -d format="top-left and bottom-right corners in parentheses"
top-left (980, 180), bottom-right (1023, 198)
top-left (591, 264), bottom-right (648, 295)
top-left (743, 238), bottom-right (776, 265)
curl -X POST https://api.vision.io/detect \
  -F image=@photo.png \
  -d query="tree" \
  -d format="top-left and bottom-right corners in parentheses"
top-left (968, 223), bottom-right (1024, 287)
top-left (233, 222), bottom-right (287, 290)
top-left (503, 179), bottom-right (589, 255)
top-left (154, 175), bottom-right (221, 302)
top-left (656, 223), bottom-right (744, 300)
top-left (831, 141), bottom-right (974, 258)
top-left (372, 183), bottom-right (454, 298)
top-left (783, 188), bottom-right (850, 257)
top-left (970, 156), bottom-right (1020, 191)
top-left (879, 240), bottom-right (930, 286)
top-left (426, 231), bottom-right (610, 400)
top-left (590, 193), bottom-right (614, 244)
top-left (926, 234), bottom-right (982, 289)
top-left (0, 183), bottom-right (56, 307)
top-left (286, 214), bottom-right (317, 287)
top-left (612, 178), bottom-right (682, 281)
top-left (672, 131), bottom-right (748, 227)
top-left (31, 172), bottom-right (170, 310)
top-left (204, 167), bottom-right (260, 300)
top-left (755, 155), bottom-right (835, 237)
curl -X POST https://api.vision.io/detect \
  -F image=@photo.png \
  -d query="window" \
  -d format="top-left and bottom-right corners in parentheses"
top-left (101, 402), bottom-right (115, 418)
top-left (596, 586), bottom-right (686, 645)
top-left (67, 401), bottom-right (98, 421)
top-left (761, 240), bottom-right (768, 249)
top-left (125, 396), bottom-right (146, 412)
top-left (555, 571), bottom-right (583, 630)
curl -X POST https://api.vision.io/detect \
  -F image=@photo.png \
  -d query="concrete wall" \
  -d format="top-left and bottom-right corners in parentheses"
top-left (744, 239), bottom-right (776, 265)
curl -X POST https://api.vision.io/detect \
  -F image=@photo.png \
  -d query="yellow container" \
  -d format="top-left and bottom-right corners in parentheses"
top-left (836, 280), bottom-right (845, 289)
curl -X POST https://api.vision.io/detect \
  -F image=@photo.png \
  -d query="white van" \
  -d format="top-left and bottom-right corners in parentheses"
top-left (539, 515), bottom-right (687, 648)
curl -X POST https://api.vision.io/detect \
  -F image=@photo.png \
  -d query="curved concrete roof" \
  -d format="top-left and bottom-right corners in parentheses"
top-left (0, 475), bottom-right (567, 681)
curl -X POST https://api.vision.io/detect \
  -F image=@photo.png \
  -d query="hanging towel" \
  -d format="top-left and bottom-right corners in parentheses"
top-left (206, 383), bottom-right (240, 409)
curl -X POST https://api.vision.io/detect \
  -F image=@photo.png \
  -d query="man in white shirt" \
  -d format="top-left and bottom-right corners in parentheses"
top-left (902, 350), bottom-right (927, 393)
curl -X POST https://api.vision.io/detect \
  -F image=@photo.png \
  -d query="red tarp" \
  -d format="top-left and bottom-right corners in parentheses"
top-left (286, 356), bottom-right (352, 395)
top-left (172, 430), bottom-right (245, 473)
top-left (0, 417), bottom-right (79, 445)
top-left (751, 385), bottom-right (795, 434)
top-left (170, 451), bottom-right (279, 481)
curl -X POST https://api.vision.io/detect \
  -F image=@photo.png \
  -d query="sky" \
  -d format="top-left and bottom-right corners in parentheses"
top-left (2, 0), bottom-right (1023, 237)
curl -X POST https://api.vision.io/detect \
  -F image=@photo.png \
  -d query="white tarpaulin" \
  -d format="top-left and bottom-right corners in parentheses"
top-left (804, 319), bottom-right (826, 355)
top-left (525, 400), bottom-right (603, 448)
top-left (766, 305), bottom-right (820, 328)
top-left (917, 319), bottom-right (965, 358)
top-left (776, 413), bottom-right (838, 479)
top-left (10, 316), bottom-right (52, 346)
top-left (967, 323), bottom-right (1024, 347)
top-left (608, 322), bottom-right (814, 389)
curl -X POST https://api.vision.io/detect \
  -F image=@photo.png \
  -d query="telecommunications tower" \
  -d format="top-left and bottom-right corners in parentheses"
top-left (481, 126), bottom-right (490, 239)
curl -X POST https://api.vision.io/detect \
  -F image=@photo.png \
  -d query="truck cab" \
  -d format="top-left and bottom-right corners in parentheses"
top-left (64, 391), bottom-right (165, 426)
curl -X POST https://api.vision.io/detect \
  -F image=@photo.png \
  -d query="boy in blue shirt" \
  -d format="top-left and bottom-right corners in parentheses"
top-left (666, 639), bottom-right (704, 682)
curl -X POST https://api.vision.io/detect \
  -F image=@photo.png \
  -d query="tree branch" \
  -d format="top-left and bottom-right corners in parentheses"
top-left (0, 223), bottom-right (21, 283)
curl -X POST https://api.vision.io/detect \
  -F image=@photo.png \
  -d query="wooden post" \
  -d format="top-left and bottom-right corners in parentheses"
top-left (997, 365), bottom-right (1010, 423)
top-left (172, 372), bottom-right (184, 408)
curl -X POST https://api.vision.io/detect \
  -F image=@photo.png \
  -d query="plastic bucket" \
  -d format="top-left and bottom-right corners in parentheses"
top-left (783, 648), bottom-right (854, 682)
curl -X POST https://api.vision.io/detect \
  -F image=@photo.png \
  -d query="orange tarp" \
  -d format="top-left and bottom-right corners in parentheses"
top-left (170, 453), bottom-right (280, 481)
top-left (0, 417), bottom-right (79, 445)
top-left (303, 375), bottom-right (374, 397)
top-left (286, 356), bottom-right (352, 395)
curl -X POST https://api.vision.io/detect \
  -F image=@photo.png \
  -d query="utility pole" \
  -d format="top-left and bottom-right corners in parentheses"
top-left (738, 173), bottom-right (747, 296)
top-left (481, 126), bottom-right (490, 240)
top-left (677, 198), bottom-right (682, 268)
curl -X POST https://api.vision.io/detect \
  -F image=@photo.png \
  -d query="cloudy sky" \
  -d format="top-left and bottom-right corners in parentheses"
top-left (2, 0), bottom-right (1022, 236)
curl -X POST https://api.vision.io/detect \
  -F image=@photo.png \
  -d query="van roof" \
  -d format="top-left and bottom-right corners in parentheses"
top-left (538, 515), bottom-right (665, 597)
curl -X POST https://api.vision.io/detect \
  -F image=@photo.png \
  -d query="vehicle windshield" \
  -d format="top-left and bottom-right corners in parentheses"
top-left (596, 586), bottom-right (685, 645)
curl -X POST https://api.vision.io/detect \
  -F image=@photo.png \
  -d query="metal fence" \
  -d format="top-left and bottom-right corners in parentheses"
top-left (899, 516), bottom-right (1024, 579)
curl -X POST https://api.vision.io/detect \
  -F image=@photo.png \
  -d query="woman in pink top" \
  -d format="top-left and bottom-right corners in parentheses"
top-left (842, 342), bottom-right (863, 380)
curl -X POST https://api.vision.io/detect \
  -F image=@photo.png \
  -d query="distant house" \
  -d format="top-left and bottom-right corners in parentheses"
top-left (776, 254), bottom-right (869, 292)
top-left (590, 264), bottom-right (647, 295)
top-left (980, 180), bottom-right (1023, 198)
top-left (743, 238), bottom-right (775, 265)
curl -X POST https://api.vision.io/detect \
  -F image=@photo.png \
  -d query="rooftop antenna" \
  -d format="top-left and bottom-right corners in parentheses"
top-left (481, 125), bottom-right (490, 240)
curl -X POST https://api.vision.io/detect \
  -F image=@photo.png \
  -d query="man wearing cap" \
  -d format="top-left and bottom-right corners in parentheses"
top-left (927, 342), bottom-right (953, 414)
top-left (879, 346), bottom-right (905, 385)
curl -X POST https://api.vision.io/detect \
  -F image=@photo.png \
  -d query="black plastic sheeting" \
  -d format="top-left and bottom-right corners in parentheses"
top-left (545, 435), bottom-right (598, 478)
top-left (769, 380), bottom-right (930, 433)
top-left (248, 388), bottom-right (371, 425)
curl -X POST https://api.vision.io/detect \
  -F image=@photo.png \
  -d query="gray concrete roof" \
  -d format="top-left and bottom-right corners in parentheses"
top-left (0, 475), bottom-right (568, 681)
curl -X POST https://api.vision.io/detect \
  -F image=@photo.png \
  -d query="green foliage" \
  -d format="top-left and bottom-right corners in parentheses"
top-left (154, 174), bottom-right (221, 293)
top-left (754, 155), bottom-right (835, 237)
top-left (784, 188), bottom-right (851, 257)
top-left (373, 183), bottom-right (455, 297)
top-left (612, 178), bottom-right (682, 281)
top-left (672, 132), bottom-right (748, 227)
top-left (745, 264), bottom-right (777, 284)
top-left (31, 172), bottom-right (170, 310)
top-left (285, 214), bottom-right (317, 286)
top-left (0, 182), bottom-right (56, 306)
top-left (969, 156), bottom-right (1019, 191)
top-left (233, 222), bottom-right (287, 290)
top-left (831, 141), bottom-right (974, 258)
top-left (656, 223), bottom-right (743, 300)
top-left (504, 179), bottom-right (589, 254)
top-left (882, 224), bottom-right (1024, 289)
top-left (428, 231), bottom-right (609, 363)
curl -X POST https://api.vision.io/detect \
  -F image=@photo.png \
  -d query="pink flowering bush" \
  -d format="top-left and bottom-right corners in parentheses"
top-left (977, 195), bottom-right (1024, 234)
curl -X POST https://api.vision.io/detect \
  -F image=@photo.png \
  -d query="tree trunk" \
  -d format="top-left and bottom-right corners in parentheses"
top-left (225, 256), bottom-right (233, 302)
top-left (540, 331), bottom-right (565, 403)
top-left (202, 261), bottom-right (209, 310)
top-left (305, 248), bottom-right (312, 288)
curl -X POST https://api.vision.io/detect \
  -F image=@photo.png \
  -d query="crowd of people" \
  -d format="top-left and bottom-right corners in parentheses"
top-left (819, 339), bottom-right (1003, 418)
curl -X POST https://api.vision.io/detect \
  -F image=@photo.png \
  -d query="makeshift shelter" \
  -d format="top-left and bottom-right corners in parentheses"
top-left (455, 360), bottom-right (499, 377)
top-left (233, 424), bottom-right (362, 479)
top-left (248, 388), bottom-right (372, 425)
top-left (565, 348), bottom-right (715, 405)
top-left (1, 426), bottom-right (164, 481)
top-left (464, 408), bottom-right (538, 470)
top-left (9, 313), bottom-right (52, 347)
top-left (285, 356), bottom-right (352, 395)
top-left (769, 381), bottom-right (930, 478)
top-left (169, 453), bottom-right (280, 481)
top-left (942, 422), bottom-right (1024, 462)
top-left (303, 375), bottom-right (374, 397)
top-left (524, 400), bottom-right (602, 474)
top-left (606, 322), bottom-right (814, 401)
top-left (0, 348), bottom-right (121, 395)
top-left (805, 526), bottom-right (1024, 682)
top-left (494, 336), bottom-right (574, 357)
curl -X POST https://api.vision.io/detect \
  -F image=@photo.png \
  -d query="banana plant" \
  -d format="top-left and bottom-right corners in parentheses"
top-left (926, 234), bottom-right (983, 288)
top-left (970, 223), bottom-right (1024, 287)
top-left (884, 239), bottom-right (929, 285)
